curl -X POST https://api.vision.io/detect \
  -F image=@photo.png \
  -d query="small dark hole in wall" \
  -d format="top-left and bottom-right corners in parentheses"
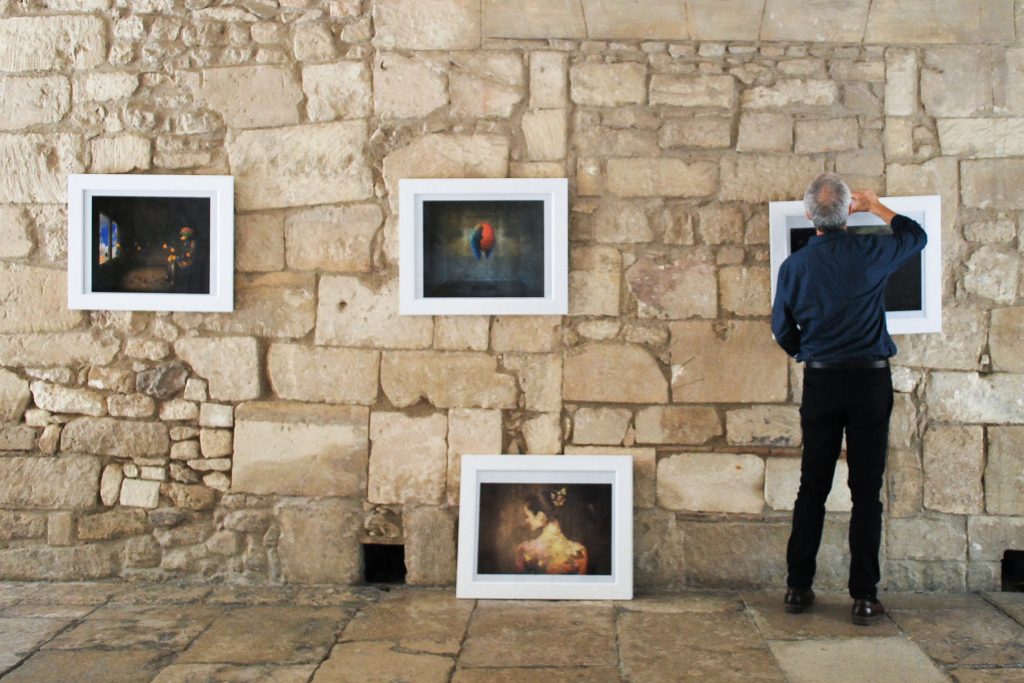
top-left (1002, 550), bottom-right (1024, 592)
top-left (363, 543), bottom-right (406, 584)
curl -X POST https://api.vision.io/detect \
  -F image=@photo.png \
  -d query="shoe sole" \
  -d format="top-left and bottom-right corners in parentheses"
top-left (851, 614), bottom-right (881, 626)
top-left (784, 603), bottom-right (812, 614)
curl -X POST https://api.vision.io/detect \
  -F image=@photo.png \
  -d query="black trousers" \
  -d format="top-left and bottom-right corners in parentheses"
top-left (786, 365), bottom-right (893, 599)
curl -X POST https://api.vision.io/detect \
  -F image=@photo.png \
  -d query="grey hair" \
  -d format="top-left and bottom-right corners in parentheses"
top-left (803, 172), bottom-right (851, 232)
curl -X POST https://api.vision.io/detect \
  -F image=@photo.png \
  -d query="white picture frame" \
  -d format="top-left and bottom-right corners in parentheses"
top-left (399, 178), bottom-right (568, 315)
top-left (769, 195), bottom-right (942, 335)
top-left (67, 174), bottom-right (234, 312)
top-left (456, 455), bottom-right (633, 601)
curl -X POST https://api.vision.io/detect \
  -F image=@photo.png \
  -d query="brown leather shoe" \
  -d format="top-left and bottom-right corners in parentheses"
top-left (851, 598), bottom-right (886, 625)
top-left (784, 588), bottom-right (815, 613)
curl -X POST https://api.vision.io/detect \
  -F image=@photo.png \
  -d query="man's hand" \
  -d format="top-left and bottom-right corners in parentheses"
top-left (850, 190), bottom-right (896, 225)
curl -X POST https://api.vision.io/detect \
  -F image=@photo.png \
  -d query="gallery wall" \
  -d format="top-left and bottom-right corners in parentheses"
top-left (0, 0), bottom-right (1022, 591)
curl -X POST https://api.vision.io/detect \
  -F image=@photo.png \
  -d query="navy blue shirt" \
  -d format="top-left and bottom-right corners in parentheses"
top-left (772, 215), bottom-right (927, 362)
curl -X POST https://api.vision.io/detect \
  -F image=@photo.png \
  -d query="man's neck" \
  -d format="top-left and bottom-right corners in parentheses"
top-left (815, 226), bottom-right (848, 236)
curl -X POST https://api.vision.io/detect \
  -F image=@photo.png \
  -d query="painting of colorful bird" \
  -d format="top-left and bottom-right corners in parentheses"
top-left (470, 222), bottom-right (496, 260)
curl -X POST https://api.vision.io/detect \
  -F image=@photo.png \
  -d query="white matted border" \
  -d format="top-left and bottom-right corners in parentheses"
top-left (399, 178), bottom-right (568, 315)
top-left (456, 455), bottom-right (633, 601)
top-left (67, 174), bottom-right (234, 312)
top-left (769, 195), bottom-right (942, 335)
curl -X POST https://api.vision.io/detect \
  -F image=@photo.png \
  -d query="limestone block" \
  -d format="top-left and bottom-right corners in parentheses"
top-left (159, 399), bottom-right (198, 421)
top-left (99, 464), bottom-right (122, 507)
top-left (382, 134), bottom-right (509, 210)
top-left (451, 52), bottom-right (524, 119)
top-left (522, 109), bottom-right (567, 161)
top-left (563, 343), bottom-right (667, 404)
top-left (794, 119), bottom-right (859, 153)
top-left (658, 453), bottom-right (764, 514)
top-left (865, 0), bottom-right (1015, 43)
top-left (529, 52), bottom-right (567, 109)
top-left (736, 113), bottom-right (792, 153)
top-left (658, 117), bottom-right (731, 149)
top-left (405, 505), bottom-right (457, 585)
top-left (887, 448), bottom-right (923, 518)
top-left (30, 382), bottom-right (105, 417)
top-left (633, 508), bottom-right (685, 588)
top-left (895, 306), bottom-right (985, 371)
top-left (482, 0), bottom-right (586, 39)
top-left (569, 245), bottom-right (621, 317)
top-left (447, 408), bottom-right (503, 505)
top-left (741, 80), bottom-right (838, 109)
top-left (199, 429), bottom-right (232, 458)
top-left (0, 424), bottom-right (35, 451)
top-left (928, 372), bottom-right (1024, 424)
top-left (381, 351), bottom-right (517, 409)
top-left (968, 516), bottom-right (1024, 561)
top-left (77, 71), bottom-right (138, 101)
top-left (719, 266), bottom-right (770, 317)
top-left (889, 393), bottom-right (917, 449)
top-left (317, 275), bottom-right (433, 349)
top-left (174, 337), bottom-right (260, 401)
top-left (984, 427), bottom-right (1024, 515)
top-left (581, 0), bottom-right (686, 39)
top-left (569, 63), bottom-right (646, 106)
top-left (161, 482), bottom-right (215, 510)
top-left (301, 61), bottom-right (371, 122)
top-left (504, 354), bottom-right (562, 413)
top-left (963, 247), bottom-right (1019, 303)
top-left (883, 117), bottom-right (915, 159)
top-left (199, 403), bottom-right (233, 428)
top-left (594, 200), bottom-right (654, 244)
top-left (89, 135), bottom-right (150, 174)
top-left (564, 446), bottom-right (656, 508)
top-left (0, 206), bottom-right (32, 258)
top-left (0, 511), bottom-right (45, 541)
top-left (87, 366), bottom-right (134, 394)
top-left (368, 412), bottom-right (447, 504)
top-left (374, 53), bottom-right (447, 120)
top-left (491, 317), bottom-right (561, 353)
top-left (227, 122), bottom-right (373, 211)
top-left (285, 204), bottom-right (382, 272)
top-left (233, 401), bottom-right (368, 497)
top-left (0, 75), bottom-right (69, 130)
top-left (107, 393), bottom-right (156, 418)
top-left (522, 412), bottom-right (562, 454)
top-left (77, 509), bottom-right (147, 541)
top-left (183, 378), bottom-right (207, 402)
top-left (963, 218), bottom-right (1015, 244)
top-left (685, 0), bottom-right (762, 41)
top-left (188, 458), bottom-right (230, 472)
top-left (670, 321), bottom-right (788, 403)
top-left (60, 418), bottom-right (169, 458)
top-left (0, 544), bottom-right (119, 580)
top-left (922, 425), bottom-right (984, 515)
top-left (176, 274), bottom-right (315, 338)
top-left (962, 159), bottom-right (1024, 209)
top-left (990, 308), bottom-right (1024, 373)
top-left (719, 155), bottom-right (824, 202)
top-left (135, 361), bottom-right (188, 400)
top-left (0, 263), bottom-right (83, 333)
top-left (194, 66), bottom-right (301, 129)
top-left (1, 133), bottom-right (83, 204)
top-left (268, 343), bottom-right (379, 405)
top-left (726, 406), bottom-right (800, 447)
top-left (0, 455), bottom-right (98, 509)
top-left (920, 47), bottom-right (993, 117)
top-left (938, 118), bottom-right (1024, 158)
top-left (125, 340), bottom-right (169, 362)
top-left (887, 516), bottom-right (966, 560)
top-left (434, 317), bottom-right (489, 351)
top-left (0, 369), bottom-right (30, 422)
top-left (764, 457), bottom-right (851, 512)
top-left (292, 22), bottom-right (336, 62)
top-left (606, 158), bottom-right (717, 198)
top-left (276, 498), bottom-right (363, 584)
top-left (573, 407), bottom-right (631, 445)
top-left (373, 0), bottom-right (480, 49)
top-left (762, 0), bottom-right (869, 41)
top-left (0, 16), bottom-right (106, 72)
top-left (236, 213), bottom-right (284, 273)
top-left (649, 75), bottom-right (734, 108)
top-left (634, 406), bottom-right (721, 445)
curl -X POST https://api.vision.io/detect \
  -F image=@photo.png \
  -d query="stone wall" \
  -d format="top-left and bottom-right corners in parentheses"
top-left (0, 0), bottom-right (1022, 591)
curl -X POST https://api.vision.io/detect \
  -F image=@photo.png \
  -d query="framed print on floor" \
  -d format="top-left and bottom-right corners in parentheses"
top-left (769, 195), bottom-right (942, 335)
top-left (67, 174), bottom-right (234, 312)
top-left (399, 178), bottom-right (568, 315)
top-left (456, 455), bottom-right (633, 600)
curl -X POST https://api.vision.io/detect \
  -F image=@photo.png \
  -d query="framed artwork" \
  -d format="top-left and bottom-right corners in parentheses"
top-left (67, 174), bottom-right (234, 312)
top-left (399, 178), bottom-right (568, 315)
top-left (769, 195), bottom-right (942, 335)
top-left (456, 455), bottom-right (633, 600)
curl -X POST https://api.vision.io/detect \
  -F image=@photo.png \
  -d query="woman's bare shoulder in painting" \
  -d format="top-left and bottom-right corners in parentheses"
top-left (514, 490), bottom-right (589, 575)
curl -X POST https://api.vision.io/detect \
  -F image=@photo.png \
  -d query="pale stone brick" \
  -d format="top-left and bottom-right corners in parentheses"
top-left (922, 425), bottom-right (983, 515)
top-left (719, 155), bottom-right (824, 202)
top-left (77, 72), bottom-right (137, 101)
top-left (594, 200), bottom-right (654, 243)
top-left (107, 393), bottom-right (156, 418)
top-left (572, 407), bottom-right (630, 445)
top-left (0, 75), bottom-right (69, 130)
top-left (658, 117), bottom-right (731, 149)
top-left (0, 424), bottom-right (35, 451)
top-left (865, 0), bottom-right (1015, 43)
top-left (119, 478), bottom-right (161, 509)
top-left (159, 399), bottom-right (199, 422)
top-left (761, 0), bottom-right (869, 42)
top-left (87, 366), bottom-right (134, 394)
top-left (564, 343), bottom-right (667, 404)
top-left (188, 458), bottom-right (229, 472)
top-left (889, 516), bottom-right (966, 562)
top-left (46, 510), bottom-right (73, 546)
top-left (194, 66), bottom-right (302, 129)
top-left (373, 0), bottom-right (480, 49)
top-left (380, 351), bottom-right (517, 409)
top-left (627, 258), bottom-right (717, 320)
top-left (736, 113), bottom-right (792, 153)
top-left (174, 337), bottom-right (260, 402)
top-left (670, 321), bottom-right (788, 403)
top-left (685, 0), bottom-right (761, 40)
top-left (649, 75), bottom-right (734, 108)
top-left (183, 378), bottom-right (207, 402)
top-left (570, 63), bottom-right (646, 106)
top-left (658, 453), bottom-right (764, 514)
top-left (764, 457), bottom-right (851, 512)
top-left (938, 118), bottom-right (1024, 158)
top-left (968, 516), bottom-right (1024, 561)
top-left (697, 205), bottom-right (744, 245)
top-left (451, 52), bottom-right (524, 119)
top-left (726, 406), bottom-right (800, 447)
top-left (0, 263), bottom-right (83, 333)
top-left (170, 440), bottom-right (200, 461)
top-left (199, 428), bottom-right (232, 458)
top-left (984, 427), bottom-right (1024, 515)
top-left (199, 403), bottom-right (233, 428)
top-left (719, 266), bottom-right (770, 316)
top-left (577, 157), bottom-right (602, 196)
top-left (89, 135), bottom-right (150, 173)
top-left (284, 204), bottom-right (381, 272)
top-left (404, 506), bottom-right (457, 585)
top-left (77, 509), bottom-right (147, 541)
top-left (482, 0), bottom-right (586, 39)
top-left (433, 317), bottom-right (489, 351)
top-left (565, 446), bottom-right (656, 508)
top-left (741, 80), bottom-right (838, 109)
top-left (1, 133), bottom-right (83, 203)
top-left (233, 402), bottom-right (368, 497)
top-left (292, 22), bottom-right (336, 62)
top-left (30, 382), bottom-right (104, 417)
top-left (374, 53), bottom-right (447, 119)
top-left (227, 122), bottom-right (373, 211)
top-left (895, 306), bottom-right (984, 371)
top-left (276, 498), bottom-right (362, 583)
top-left (836, 150), bottom-right (884, 178)
top-left (521, 109), bottom-right (567, 161)
top-left (963, 247), bottom-right (1019, 304)
top-left (447, 408), bottom-right (502, 505)
top-left (236, 213), bottom-right (284, 273)
top-left (883, 117), bottom-right (915, 158)
top-left (529, 51), bottom-right (567, 109)
top-left (61, 418), bottom-right (168, 458)
top-left (921, 47), bottom-right (993, 117)
top-left (0, 455), bottom-right (98, 509)
top-left (990, 307), bottom-right (1024, 372)
top-left (569, 245), bottom-right (621, 317)
top-left (607, 158), bottom-right (717, 198)
top-left (0, 206), bottom-right (32, 258)
top-left (522, 412), bottom-right (562, 453)
top-left (884, 49), bottom-right (918, 116)
top-left (635, 406), bottom-right (721, 445)
top-left (928, 372), bottom-right (1024, 424)
top-left (0, 16), bottom-right (106, 72)
top-left (889, 393), bottom-right (918, 449)
top-left (964, 219), bottom-right (1015, 244)
top-left (491, 317), bottom-right (561, 353)
top-left (0, 368), bottom-right (30, 423)
top-left (888, 448), bottom-right (923, 517)
top-left (582, 0), bottom-right (686, 39)
top-left (962, 159), bottom-right (1024, 209)
top-left (579, 320), bottom-right (622, 341)
top-left (99, 464), bottom-right (122, 507)
top-left (504, 354), bottom-right (561, 413)
top-left (302, 61), bottom-right (372, 122)
top-left (268, 343), bottom-right (379, 405)
top-left (369, 412), bottom-right (447, 504)
top-left (124, 339), bottom-right (169, 361)
top-left (794, 119), bottom-right (860, 153)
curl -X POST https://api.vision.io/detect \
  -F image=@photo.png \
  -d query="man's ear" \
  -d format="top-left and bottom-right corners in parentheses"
top-left (805, 210), bottom-right (812, 221)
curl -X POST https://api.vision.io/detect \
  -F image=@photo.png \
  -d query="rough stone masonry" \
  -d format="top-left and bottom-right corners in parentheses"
top-left (0, 0), bottom-right (1022, 592)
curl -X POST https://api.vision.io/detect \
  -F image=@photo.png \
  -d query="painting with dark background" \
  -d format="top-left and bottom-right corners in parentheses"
top-left (422, 200), bottom-right (545, 298)
top-left (91, 196), bottom-right (211, 295)
top-left (476, 482), bottom-right (612, 576)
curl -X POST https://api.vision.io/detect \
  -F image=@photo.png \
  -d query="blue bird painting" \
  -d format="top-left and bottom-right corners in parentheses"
top-left (469, 222), bottom-right (496, 260)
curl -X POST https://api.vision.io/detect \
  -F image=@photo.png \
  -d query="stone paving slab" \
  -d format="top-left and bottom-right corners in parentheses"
top-left (452, 667), bottom-right (621, 682)
top-left (0, 617), bottom-right (71, 673)
top-left (44, 604), bottom-right (222, 651)
top-left (884, 592), bottom-right (989, 611)
top-left (340, 589), bottom-right (473, 654)
top-left (946, 669), bottom-right (1024, 682)
top-left (743, 591), bottom-right (900, 639)
top-left (108, 584), bottom-right (213, 605)
top-left (982, 590), bottom-right (1024, 624)
top-left (889, 606), bottom-right (1024, 667)
top-left (312, 641), bottom-right (454, 683)
top-left (1, 649), bottom-right (169, 683)
top-left (0, 603), bottom-right (97, 619)
top-left (769, 637), bottom-right (947, 683)
top-left (151, 663), bottom-right (318, 682)
top-left (620, 591), bottom-right (744, 613)
top-left (205, 584), bottom-right (378, 607)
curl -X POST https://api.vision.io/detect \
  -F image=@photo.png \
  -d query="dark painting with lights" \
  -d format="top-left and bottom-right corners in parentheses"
top-left (421, 200), bottom-right (545, 298)
top-left (476, 483), bottom-right (612, 576)
top-left (90, 196), bottom-right (211, 295)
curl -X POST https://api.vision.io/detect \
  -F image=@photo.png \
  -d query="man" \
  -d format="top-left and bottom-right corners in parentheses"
top-left (771, 172), bottom-right (927, 625)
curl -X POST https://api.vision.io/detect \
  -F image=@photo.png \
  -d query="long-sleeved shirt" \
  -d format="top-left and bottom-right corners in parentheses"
top-left (771, 214), bottom-right (927, 362)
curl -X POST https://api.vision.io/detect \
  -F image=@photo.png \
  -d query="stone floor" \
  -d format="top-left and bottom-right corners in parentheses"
top-left (0, 583), bottom-right (1021, 682)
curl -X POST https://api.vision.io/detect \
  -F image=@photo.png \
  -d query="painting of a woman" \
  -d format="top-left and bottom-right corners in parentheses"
top-left (515, 490), bottom-right (589, 575)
